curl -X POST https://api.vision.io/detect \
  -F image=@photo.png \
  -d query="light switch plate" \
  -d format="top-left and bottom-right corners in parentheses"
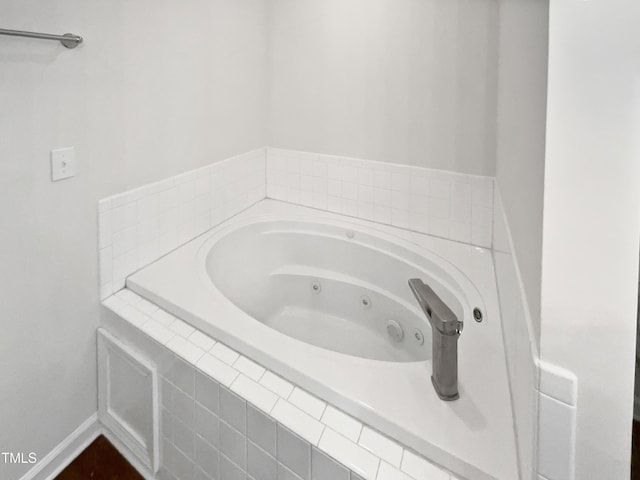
top-left (51, 147), bottom-right (76, 181)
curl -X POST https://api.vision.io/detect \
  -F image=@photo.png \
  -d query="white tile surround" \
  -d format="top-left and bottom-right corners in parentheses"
top-left (98, 147), bottom-right (495, 301)
top-left (94, 149), bottom-right (552, 480)
top-left (98, 149), bottom-right (266, 299)
top-left (102, 289), bottom-right (461, 480)
top-left (266, 148), bottom-right (494, 248)
top-left (98, 148), bottom-right (494, 299)
top-left (492, 189), bottom-right (577, 480)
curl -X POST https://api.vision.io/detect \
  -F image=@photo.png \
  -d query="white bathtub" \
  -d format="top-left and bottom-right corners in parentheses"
top-left (128, 200), bottom-right (518, 480)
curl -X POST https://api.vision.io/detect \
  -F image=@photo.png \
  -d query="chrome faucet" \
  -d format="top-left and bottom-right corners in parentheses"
top-left (408, 279), bottom-right (463, 401)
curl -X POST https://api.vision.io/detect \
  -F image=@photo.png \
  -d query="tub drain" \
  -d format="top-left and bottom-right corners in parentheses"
top-left (311, 282), bottom-right (321, 294)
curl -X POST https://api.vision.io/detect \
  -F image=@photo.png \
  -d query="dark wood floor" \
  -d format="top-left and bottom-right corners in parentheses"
top-left (55, 435), bottom-right (143, 480)
top-left (633, 420), bottom-right (640, 480)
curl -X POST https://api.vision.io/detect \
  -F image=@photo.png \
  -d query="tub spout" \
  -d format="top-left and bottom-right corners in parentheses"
top-left (408, 279), bottom-right (462, 401)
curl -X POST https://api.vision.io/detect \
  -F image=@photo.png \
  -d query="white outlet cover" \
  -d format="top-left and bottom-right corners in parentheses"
top-left (51, 147), bottom-right (76, 181)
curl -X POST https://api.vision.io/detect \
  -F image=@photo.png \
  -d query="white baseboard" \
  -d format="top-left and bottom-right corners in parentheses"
top-left (18, 413), bottom-right (101, 480)
top-left (16, 415), bottom-right (158, 480)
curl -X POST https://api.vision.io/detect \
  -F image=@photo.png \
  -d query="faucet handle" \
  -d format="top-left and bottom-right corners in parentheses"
top-left (408, 279), bottom-right (462, 336)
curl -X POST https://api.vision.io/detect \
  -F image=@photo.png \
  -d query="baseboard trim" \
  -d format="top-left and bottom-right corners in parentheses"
top-left (16, 416), bottom-right (158, 480)
top-left (18, 413), bottom-right (101, 480)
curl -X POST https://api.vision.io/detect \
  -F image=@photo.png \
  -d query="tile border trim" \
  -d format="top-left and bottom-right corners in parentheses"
top-left (536, 361), bottom-right (577, 480)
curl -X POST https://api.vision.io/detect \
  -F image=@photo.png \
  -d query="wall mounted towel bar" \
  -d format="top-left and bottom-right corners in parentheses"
top-left (0, 28), bottom-right (83, 48)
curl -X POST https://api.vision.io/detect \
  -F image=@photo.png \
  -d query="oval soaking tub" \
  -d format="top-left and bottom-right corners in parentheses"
top-left (126, 200), bottom-right (518, 480)
top-left (205, 220), bottom-right (472, 363)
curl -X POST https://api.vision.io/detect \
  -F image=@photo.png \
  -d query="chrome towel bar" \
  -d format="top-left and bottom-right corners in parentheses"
top-left (0, 28), bottom-right (83, 48)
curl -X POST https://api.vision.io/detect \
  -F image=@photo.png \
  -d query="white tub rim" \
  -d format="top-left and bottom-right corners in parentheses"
top-left (127, 200), bottom-right (518, 480)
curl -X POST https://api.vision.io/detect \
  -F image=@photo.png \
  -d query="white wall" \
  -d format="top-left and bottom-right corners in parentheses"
top-left (0, 1), bottom-right (268, 478)
top-left (267, 0), bottom-right (499, 176)
top-left (541, 1), bottom-right (640, 478)
top-left (495, 0), bottom-right (548, 344)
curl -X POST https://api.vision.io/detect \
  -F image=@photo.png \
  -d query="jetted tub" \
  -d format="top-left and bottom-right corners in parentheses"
top-left (128, 200), bottom-right (518, 480)
top-left (206, 220), bottom-right (472, 363)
